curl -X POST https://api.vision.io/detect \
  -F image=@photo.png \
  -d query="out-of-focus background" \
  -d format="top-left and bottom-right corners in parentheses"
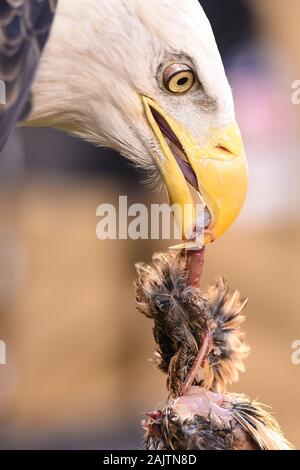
top-left (0, 0), bottom-right (299, 449)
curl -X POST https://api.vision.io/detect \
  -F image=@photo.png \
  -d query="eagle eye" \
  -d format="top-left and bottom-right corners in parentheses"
top-left (163, 63), bottom-right (195, 93)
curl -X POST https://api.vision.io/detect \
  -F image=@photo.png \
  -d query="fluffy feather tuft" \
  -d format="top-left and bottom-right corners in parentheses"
top-left (135, 250), bottom-right (249, 396)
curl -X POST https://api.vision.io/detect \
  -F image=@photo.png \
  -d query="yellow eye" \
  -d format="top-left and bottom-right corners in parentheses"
top-left (163, 64), bottom-right (195, 93)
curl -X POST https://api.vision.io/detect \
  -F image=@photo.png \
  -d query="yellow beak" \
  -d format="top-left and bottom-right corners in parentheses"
top-left (142, 96), bottom-right (248, 248)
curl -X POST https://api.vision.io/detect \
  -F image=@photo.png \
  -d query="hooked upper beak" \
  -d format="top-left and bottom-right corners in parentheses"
top-left (142, 96), bottom-right (248, 249)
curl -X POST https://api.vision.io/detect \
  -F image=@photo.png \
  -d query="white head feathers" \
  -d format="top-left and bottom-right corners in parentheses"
top-left (27, 0), bottom-right (235, 171)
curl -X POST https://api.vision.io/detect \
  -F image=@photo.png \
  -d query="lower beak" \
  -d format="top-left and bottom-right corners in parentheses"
top-left (142, 96), bottom-right (248, 249)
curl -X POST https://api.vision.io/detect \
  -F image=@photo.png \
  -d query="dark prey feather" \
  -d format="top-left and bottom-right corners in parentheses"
top-left (135, 250), bottom-right (293, 450)
top-left (135, 250), bottom-right (249, 397)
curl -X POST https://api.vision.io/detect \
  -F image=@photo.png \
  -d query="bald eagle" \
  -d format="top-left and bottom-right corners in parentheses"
top-left (0, 0), bottom-right (248, 248)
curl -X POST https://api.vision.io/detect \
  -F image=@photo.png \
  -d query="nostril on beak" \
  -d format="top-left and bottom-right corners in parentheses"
top-left (216, 145), bottom-right (232, 155)
top-left (214, 123), bottom-right (244, 158)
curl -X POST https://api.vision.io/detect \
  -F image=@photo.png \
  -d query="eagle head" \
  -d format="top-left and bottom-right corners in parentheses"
top-left (27, 0), bottom-right (248, 247)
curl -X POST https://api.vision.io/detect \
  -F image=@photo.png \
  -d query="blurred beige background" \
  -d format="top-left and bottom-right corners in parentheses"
top-left (0, 0), bottom-right (299, 449)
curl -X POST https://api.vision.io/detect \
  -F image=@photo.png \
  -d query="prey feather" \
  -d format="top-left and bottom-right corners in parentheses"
top-left (135, 250), bottom-right (293, 450)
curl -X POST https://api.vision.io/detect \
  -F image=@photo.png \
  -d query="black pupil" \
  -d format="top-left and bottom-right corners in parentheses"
top-left (177, 76), bottom-right (188, 86)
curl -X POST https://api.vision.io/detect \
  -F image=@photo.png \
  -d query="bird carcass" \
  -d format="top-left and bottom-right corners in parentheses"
top-left (135, 250), bottom-right (293, 451)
